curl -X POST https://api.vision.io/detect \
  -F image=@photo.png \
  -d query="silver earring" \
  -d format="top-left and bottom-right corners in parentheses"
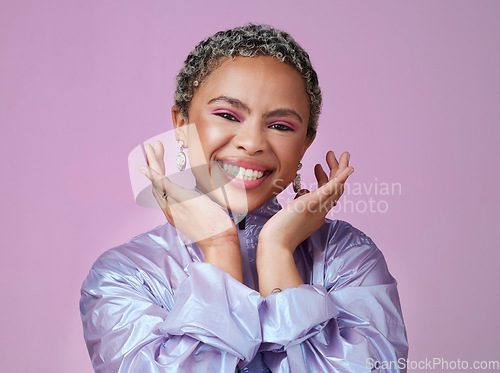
top-left (176, 140), bottom-right (186, 171)
top-left (293, 162), bottom-right (302, 193)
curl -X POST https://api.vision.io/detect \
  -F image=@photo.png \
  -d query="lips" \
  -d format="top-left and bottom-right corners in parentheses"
top-left (215, 158), bottom-right (272, 189)
top-left (220, 161), bottom-right (264, 180)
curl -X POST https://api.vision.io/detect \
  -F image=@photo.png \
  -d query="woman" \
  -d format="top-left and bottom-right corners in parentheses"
top-left (80, 24), bottom-right (408, 372)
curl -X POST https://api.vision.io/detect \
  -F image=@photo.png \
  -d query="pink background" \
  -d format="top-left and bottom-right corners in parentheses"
top-left (1, 1), bottom-right (499, 371)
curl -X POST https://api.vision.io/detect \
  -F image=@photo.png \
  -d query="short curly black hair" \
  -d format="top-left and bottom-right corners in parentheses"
top-left (174, 24), bottom-right (322, 140)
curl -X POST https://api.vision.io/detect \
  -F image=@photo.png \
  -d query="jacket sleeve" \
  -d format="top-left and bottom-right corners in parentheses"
top-left (80, 252), bottom-right (263, 373)
top-left (259, 234), bottom-right (408, 373)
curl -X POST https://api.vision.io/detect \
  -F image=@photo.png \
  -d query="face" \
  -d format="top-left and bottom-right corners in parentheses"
top-left (173, 56), bottom-right (313, 213)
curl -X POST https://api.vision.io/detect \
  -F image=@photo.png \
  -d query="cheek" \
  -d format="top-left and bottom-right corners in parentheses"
top-left (270, 141), bottom-right (304, 193)
top-left (187, 120), bottom-right (231, 166)
top-left (277, 141), bottom-right (304, 174)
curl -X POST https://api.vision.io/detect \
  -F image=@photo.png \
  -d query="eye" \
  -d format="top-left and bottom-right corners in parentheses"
top-left (215, 112), bottom-right (239, 122)
top-left (269, 123), bottom-right (294, 131)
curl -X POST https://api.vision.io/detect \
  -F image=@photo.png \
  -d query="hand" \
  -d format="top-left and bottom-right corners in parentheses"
top-left (260, 150), bottom-right (354, 252)
top-left (139, 141), bottom-right (242, 281)
top-left (256, 151), bottom-right (353, 296)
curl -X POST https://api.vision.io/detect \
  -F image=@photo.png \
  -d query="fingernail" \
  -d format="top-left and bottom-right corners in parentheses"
top-left (348, 168), bottom-right (354, 176)
top-left (347, 153), bottom-right (350, 162)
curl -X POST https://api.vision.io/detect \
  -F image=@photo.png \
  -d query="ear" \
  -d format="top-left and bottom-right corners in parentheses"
top-left (171, 105), bottom-right (189, 145)
top-left (300, 134), bottom-right (316, 159)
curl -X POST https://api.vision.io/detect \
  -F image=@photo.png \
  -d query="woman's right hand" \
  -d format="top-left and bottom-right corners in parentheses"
top-left (139, 141), bottom-right (243, 281)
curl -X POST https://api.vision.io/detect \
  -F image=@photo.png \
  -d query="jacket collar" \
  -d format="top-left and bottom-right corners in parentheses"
top-left (193, 186), bottom-right (282, 221)
top-left (246, 196), bottom-right (282, 220)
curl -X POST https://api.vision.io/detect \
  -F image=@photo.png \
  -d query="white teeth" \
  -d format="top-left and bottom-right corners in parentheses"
top-left (220, 162), bottom-right (266, 180)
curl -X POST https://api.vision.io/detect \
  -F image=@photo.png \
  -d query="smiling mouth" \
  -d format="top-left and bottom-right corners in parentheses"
top-left (218, 161), bottom-right (269, 181)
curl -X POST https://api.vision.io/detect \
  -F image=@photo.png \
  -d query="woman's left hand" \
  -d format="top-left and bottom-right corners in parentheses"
top-left (257, 151), bottom-right (353, 296)
top-left (260, 150), bottom-right (354, 252)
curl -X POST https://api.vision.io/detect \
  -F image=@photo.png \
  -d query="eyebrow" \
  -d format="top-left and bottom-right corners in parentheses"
top-left (207, 96), bottom-right (303, 124)
top-left (264, 109), bottom-right (303, 124)
top-left (207, 96), bottom-right (251, 113)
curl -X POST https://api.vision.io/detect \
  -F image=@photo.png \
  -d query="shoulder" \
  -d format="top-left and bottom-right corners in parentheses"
top-left (89, 224), bottom-right (180, 271)
top-left (81, 223), bottom-right (202, 296)
top-left (310, 219), bottom-right (394, 289)
top-left (309, 218), bottom-right (377, 256)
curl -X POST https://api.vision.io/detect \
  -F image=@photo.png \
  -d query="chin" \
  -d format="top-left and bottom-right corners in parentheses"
top-left (196, 172), bottom-right (288, 213)
top-left (222, 188), bottom-right (268, 214)
top-left (210, 186), bottom-right (272, 214)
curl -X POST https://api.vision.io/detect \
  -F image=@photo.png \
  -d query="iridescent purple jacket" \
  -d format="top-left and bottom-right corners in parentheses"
top-left (80, 197), bottom-right (408, 372)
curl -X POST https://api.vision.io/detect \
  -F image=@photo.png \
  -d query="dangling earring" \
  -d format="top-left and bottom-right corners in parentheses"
top-left (176, 139), bottom-right (186, 171)
top-left (293, 162), bottom-right (302, 193)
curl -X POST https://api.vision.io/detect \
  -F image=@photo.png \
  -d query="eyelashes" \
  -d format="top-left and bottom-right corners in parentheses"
top-left (214, 111), bottom-right (295, 132)
top-left (215, 112), bottom-right (239, 122)
top-left (269, 123), bottom-right (294, 131)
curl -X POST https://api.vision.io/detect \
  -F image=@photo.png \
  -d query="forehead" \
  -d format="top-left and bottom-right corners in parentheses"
top-left (193, 56), bottom-right (309, 113)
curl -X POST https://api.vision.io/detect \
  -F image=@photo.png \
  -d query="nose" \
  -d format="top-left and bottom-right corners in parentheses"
top-left (232, 121), bottom-right (268, 155)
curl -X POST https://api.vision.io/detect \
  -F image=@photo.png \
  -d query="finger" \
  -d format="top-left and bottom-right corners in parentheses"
top-left (326, 151), bottom-right (339, 179)
top-left (154, 141), bottom-right (166, 174)
top-left (152, 189), bottom-right (177, 227)
top-left (150, 179), bottom-right (188, 227)
top-left (322, 166), bottom-right (354, 197)
top-left (330, 151), bottom-right (351, 179)
top-left (139, 165), bottom-right (174, 196)
top-left (337, 152), bottom-right (350, 173)
top-left (297, 184), bottom-right (337, 216)
top-left (143, 143), bottom-right (164, 175)
top-left (139, 164), bottom-right (160, 181)
top-left (151, 183), bottom-right (169, 209)
top-left (314, 181), bottom-right (344, 212)
top-left (303, 164), bottom-right (354, 215)
top-left (314, 164), bottom-right (329, 187)
top-left (294, 188), bottom-right (310, 199)
top-left (322, 195), bottom-right (340, 211)
top-left (335, 164), bottom-right (354, 184)
top-left (143, 143), bottom-right (153, 166)
top-left (147, 142), bottom-right (165, 174)
top-left (139, 164), bottom-right (201, 203)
